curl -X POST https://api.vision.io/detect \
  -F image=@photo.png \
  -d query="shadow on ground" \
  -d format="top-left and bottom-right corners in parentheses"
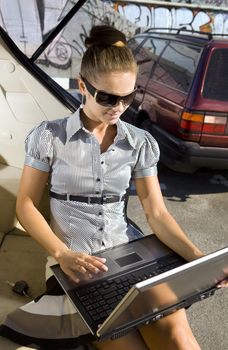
top-left (130, 164), bottom-right (228, 202)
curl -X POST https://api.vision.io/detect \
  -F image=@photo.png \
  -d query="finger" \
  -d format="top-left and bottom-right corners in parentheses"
top-left (77, 259), bottom-right (101, 274)
top-left (217, 280), bottom-right (228, 288)
top-left (94, 256), bottom-right (107, 263)
top-left (66, 270), bottom-right (80, 284)
top-left (77, 257), bottom-right (108, 273)
top-left (75, 264), bottom-right (87, 274)
top-left (89, 256), bottom-right (108, 272)
top-left (74, 254), bottom-right (108, 273)
top-left (75, 262), bottom-right (94, 277)
top-left (71, 257), bottom-right (97, 276)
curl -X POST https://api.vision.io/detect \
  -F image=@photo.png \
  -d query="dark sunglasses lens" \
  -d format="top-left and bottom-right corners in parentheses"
top-left (96, 92), bottom-right (118, 106)
top-left (122, 90), bottom-right (136, 105)
top-left (96, 90), bottom-right (136, 107)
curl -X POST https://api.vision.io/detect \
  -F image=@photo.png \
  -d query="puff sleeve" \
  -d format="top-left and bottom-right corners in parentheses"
top-left (132, 131), bottom-right (160, 178)
top-left (24, 121), bottom-right (54, 172)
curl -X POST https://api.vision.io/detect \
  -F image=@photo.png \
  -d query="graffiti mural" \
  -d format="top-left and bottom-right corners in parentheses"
top-left (170, 1), bottom-right (228, 6)
top-left (0, 0), bottom-right (137, 77)
top-left (115, 1), bottom-right (228, 34)
top-left (1, 0), bottom-right (228, 79)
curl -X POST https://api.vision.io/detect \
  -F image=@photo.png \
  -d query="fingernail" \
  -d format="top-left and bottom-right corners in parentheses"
top-left (103, 266), bottom-right (108, 271)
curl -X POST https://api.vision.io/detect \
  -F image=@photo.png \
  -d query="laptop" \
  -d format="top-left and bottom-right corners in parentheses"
top-left (51, 234), bottom-right (228, 341)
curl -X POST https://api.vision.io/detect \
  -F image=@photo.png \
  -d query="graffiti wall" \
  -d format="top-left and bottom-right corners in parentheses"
top-left (1, 0), bottom-right (228, 79)
top-left (115, 1), bottom-right (228, 34)
top-left (0, 0), bottom-right (137, 78)
top-left (169, 0), bottom-right (228, 6)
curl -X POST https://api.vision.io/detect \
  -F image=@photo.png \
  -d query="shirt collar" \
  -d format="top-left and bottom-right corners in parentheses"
top-left (116, 119), bottom-right (137, 149)
top-left (66, 108), bottom-right (137, 149)
top-left (66, 108), bottom-right (82, 142)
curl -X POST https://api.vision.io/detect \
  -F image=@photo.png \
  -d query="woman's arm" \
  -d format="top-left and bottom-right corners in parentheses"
top-left (16, 165), bottom-right (68, 258)
top-left (16, 166), bottom-right (107, 281)
top-left (134, 176), bottom-right (203, 261)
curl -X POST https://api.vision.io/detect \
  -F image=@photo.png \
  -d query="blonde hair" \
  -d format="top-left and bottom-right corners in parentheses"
top-left (80, 25), bottom-right (138, 82)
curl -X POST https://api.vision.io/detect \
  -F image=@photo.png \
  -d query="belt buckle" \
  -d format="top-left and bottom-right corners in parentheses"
top-left (101, 196), bottom-right (107, 204)
top-left (88, 197), bottom-right (101, 204)
top-left (102, 196), bottom-right (114, 204)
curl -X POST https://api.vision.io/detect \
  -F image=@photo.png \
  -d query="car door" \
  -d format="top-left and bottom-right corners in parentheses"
top-left (0, 2), bottom-right (84, 233)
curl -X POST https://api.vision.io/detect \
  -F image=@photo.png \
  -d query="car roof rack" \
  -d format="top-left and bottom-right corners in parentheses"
top-left (144, 27), bottom-right (228, 40)
top-left (144, 27), bottom-right (213, 40)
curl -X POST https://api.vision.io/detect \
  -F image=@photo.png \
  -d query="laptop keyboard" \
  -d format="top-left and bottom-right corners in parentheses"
top-left (75, 255), bottom-right (183, 324)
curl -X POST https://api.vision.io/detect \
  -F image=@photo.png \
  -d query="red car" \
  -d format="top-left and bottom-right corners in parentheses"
top-left (123, 29), bottom-right (228, 173)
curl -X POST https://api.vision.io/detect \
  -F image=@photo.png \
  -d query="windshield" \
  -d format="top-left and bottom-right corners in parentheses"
top-left (0, 0), bottom-right (77, 58)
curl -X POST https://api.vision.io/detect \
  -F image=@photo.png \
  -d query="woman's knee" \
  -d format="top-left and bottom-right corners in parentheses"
top-left (139, 309), bottom-right (201, 350)
top-left (160, 310), bottom-right (201, 350)
top-left (168, 322), bottom-right (201, 350)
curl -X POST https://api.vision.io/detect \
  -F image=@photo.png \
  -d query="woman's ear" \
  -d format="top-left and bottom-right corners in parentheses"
top-left (78, 78), bottom-right (86, 95)
top-left (78, 78), bottom-right (86, 107)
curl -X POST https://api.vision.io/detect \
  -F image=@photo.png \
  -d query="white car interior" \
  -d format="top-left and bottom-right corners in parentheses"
top-left (0, 34), bottom-right (72, 234)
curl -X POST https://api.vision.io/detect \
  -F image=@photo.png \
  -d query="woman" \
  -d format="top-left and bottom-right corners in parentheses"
top-left (0, 25), bottom-right (208, 350)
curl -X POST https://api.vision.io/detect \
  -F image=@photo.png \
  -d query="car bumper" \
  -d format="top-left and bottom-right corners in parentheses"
top-left (151, 124), bottom-right (228, 173)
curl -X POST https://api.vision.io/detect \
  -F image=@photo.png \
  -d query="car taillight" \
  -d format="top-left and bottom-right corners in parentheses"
top-left (180, 112), bottom-right (204, 134)
top-left (202, 115), bottom-right (226, 134)
top-left (180, 110), bottom-right (227, 140)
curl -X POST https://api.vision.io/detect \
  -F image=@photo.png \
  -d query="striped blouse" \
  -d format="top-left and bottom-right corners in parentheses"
top-left (24, 108), bottom-right (160, 254)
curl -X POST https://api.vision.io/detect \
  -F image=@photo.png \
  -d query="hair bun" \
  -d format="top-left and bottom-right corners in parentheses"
top-left (85, 25), bottom-right (127, 48)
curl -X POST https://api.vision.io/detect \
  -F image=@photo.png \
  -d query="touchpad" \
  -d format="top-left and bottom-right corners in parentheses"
top-left (115, 252), bottom-right (143, 267)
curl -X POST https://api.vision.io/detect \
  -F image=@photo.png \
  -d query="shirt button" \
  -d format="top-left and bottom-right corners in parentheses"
top-left (101, 161), bottom-right (104, 164)
top-left (99, 227), bottom-right (103, 231)
top-left (96, 178), bottom-right (101, 182)
top-left (99, 212), bottom-right (102, 215)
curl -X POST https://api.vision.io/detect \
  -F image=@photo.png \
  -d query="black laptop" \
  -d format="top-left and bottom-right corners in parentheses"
top-left (51, 234), bottom-right (228, 341)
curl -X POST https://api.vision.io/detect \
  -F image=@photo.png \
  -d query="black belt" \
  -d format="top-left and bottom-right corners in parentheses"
top-left (49, 191), bottom-right (126, 204)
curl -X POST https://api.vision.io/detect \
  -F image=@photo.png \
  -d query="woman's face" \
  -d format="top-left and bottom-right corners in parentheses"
top-left (79, 71), bottom-right (137, 125)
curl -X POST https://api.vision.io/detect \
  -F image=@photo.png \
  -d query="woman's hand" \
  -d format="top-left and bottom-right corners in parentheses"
top-left (57, 249), bottom-right (108, 283)
top-left (217, 278), bottom-right (228, 289)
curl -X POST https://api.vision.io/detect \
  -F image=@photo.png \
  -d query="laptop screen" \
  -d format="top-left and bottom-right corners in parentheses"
top-left (97, 247), bottom-right (228, 337)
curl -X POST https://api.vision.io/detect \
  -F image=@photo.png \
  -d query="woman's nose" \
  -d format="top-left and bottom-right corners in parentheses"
top-left (112, 100), bottom-right (126, 112)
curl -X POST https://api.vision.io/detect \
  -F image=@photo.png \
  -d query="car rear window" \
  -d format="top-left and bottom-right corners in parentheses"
top-left (203, 48), bottom-right (228, 101)
top-left (152, 42), bottom-right (201, 93)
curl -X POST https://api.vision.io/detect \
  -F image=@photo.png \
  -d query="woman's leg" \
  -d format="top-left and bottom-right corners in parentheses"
top-left (139, 308), bottom-right (201, 350)
top-left (92, 329), bottom-right (148, 350)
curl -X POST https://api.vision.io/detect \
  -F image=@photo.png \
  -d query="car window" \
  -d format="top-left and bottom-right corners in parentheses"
top-left (128, 36), bottom-right (146, 55)
top-left (152, 41), bottom-right (201, 92)
top-left (0, 0), bottom-right (76, 58)
top-left (129, 37), bottom-right (168, 79)
top-left (203, 48), bottom-right (228, 101)
top-left (0, 1), bottom-right (87, 97)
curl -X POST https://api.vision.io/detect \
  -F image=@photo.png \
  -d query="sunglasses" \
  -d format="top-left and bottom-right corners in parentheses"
top-left (82, 77), bottom-right (137, 107)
